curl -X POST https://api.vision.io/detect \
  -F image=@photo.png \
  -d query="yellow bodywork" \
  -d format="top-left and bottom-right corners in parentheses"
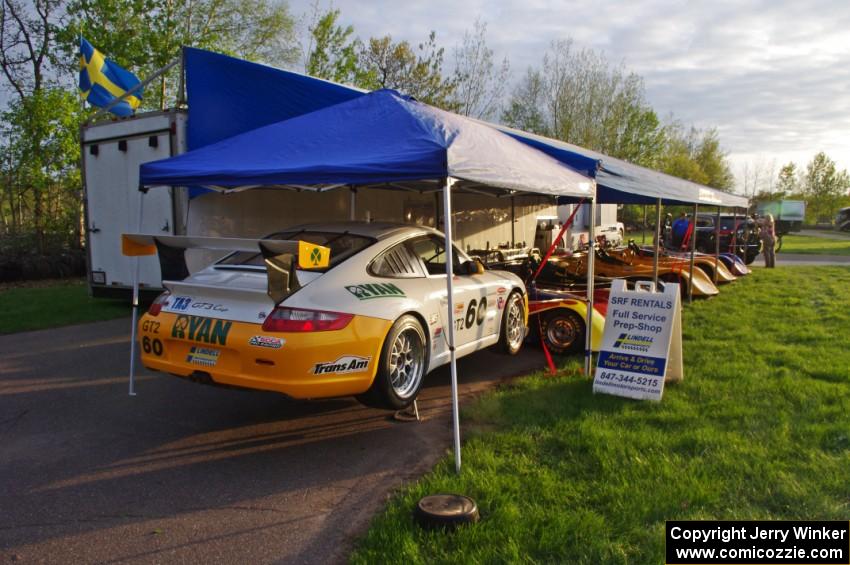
top-left (529, 298), bottom-right (605, 351)
top-left (138, 312), bottom-right (392, 399)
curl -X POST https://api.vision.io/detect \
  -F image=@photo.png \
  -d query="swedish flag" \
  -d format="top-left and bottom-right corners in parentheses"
top-left (78, 37), bottom-right (143, 117)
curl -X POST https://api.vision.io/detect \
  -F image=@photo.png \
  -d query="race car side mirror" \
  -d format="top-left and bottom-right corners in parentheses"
top-left (460, 260), bottom-right (485, 276)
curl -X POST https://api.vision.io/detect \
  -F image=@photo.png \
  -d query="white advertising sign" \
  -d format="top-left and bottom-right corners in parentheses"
top-left (593, 279), bottom-right (683, 401)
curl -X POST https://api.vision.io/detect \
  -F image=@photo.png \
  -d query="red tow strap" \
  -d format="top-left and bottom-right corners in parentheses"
top-left (530, 198), bottom-right (585, 375)
top-left (680, 220), bottom-right (694, 251)
top-left (530, 198), bottom-right (585, 283)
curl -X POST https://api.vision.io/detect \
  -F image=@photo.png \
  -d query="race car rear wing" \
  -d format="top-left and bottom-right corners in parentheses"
top-left (121, 234), bottom-right (331, 303)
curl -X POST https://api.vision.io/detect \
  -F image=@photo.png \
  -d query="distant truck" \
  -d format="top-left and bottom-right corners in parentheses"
top-left (756, 200), bottom-right (806, 236)
top-left (836, 207), bottom-right (850, 232)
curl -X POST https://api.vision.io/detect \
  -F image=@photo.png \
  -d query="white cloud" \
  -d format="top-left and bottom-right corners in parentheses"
top-left (292, 0), bottom-right (850, 185)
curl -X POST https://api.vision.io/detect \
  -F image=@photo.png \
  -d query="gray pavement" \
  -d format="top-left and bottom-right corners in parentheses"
top-left (0, 319), bottom-right (547, 564)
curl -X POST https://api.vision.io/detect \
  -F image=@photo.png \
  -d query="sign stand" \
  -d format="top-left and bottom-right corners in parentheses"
top-left (593, 279), bottom-right (683, 400)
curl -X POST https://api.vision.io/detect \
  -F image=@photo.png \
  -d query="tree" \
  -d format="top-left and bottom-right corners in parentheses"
top-left (501, 40), bottom-right (666, 167)
top-left (3, 89), bottom-right (82, 237)
top-left (803, 152), bottom-right (850, 223)
top-left (451, 19), bottom-right (509, 120)
top-left (501, 68), bottom-right (547, 135)
top-left (775, 162), bottom-right (799, 196)
top-left (661, 123), bottom-right (734, 191)
top-left (303, 8), bottom-right (361, 85)
top-left (0, 0), bottom-right (81, 249)
top-left (356, 32), bottom-right (456, 109)
top-left (61, 0), bottom-right (300, 109)
top-left (692, 129), bottom-right (735, 191)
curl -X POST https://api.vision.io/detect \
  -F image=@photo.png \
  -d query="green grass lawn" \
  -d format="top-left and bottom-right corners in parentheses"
top-left (779, 233), bottom-right (850, 255)
top-left (0, 278), bottom-right (129, 334)
top-left (352, 267), bottom-right (850, 564)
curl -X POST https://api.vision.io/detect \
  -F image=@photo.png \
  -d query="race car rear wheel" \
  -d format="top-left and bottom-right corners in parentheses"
top-left (539, 308), bottom-right (584, 354)
top-left (498, 291), bottom-right (525, 355)
top-left (357, 315), bottom-right (426, 410)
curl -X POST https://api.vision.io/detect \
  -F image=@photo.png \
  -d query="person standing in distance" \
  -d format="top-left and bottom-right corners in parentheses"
top-left (671, 212), bottom-right (688, 248)
top-left (760, 213), bottom-right (776, 268)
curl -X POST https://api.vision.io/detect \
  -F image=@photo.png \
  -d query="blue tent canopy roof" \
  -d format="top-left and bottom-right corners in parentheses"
top-left (184, 47), bottom-right (364, 150)
top-left (491, 124), bottom-right (748, 208)
top-left (179, 48), bottom-right (747, 208)
top-left (141, 89), bottom-right (593, 198)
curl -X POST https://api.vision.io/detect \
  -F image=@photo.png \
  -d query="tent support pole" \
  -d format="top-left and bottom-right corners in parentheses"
top-left (128, 186), bottom-right (147, 396)
top-left (689, 203), bottom-right (698, 303)
top-left (714, 206), bottom-right (721, 284)
top-left (652, 198), bottom-right (661, 288)
top-left (442, 177), bottom-right (462, 474)
top-left (349, 187), bottom-right (356, 221)
top-left (584, 197), bottom-right (595, 376)
top-left (732, 207), bottom-right (739, 259)
top-left (510, 196), bottom-right (516, 247)
top-left (642, 204), bottom-right (647, 244)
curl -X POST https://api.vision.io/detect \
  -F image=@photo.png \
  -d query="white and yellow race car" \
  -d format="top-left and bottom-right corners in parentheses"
top-left (125, 222), bottom-right (528, 409)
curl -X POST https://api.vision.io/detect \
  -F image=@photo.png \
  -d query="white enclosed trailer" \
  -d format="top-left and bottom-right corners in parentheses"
top-left (82, 110), bottom-right (188, 296)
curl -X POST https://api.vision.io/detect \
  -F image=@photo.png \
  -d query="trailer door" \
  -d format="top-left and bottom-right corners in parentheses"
top-left (83, 112), bottom-right (186, 292)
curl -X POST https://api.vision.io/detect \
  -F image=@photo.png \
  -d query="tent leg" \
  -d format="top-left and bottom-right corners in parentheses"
top-left (442, 177), bottom-right (461, 475)
top-left (128, 264), bottom-right (140, 397)
top-left (714, 206), bottom-right (721, 284)
top-left (689, 203), bottom-right (698, 303)
top-left (510, 196), bottom-right (516, 247)
top-left (642, 204), bottom-right (647, 244)
top-left (129, 187), bottom-right (147, 396)
top-left (584, 198), bottom-right (595, 376)
top-left (653, 198), bottom-right (661, 288)
top-left (349, 187), bottom-right (356, 221)
top-left (732, 207), bottom-right (739, 258)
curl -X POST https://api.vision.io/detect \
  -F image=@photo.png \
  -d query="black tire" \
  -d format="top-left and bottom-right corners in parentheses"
top-left (498, 291), bottom-right (525, 355)
top-left (538, 308), bottom-right (585, 354)
top-left (357, 315), bottom-right (427, 410)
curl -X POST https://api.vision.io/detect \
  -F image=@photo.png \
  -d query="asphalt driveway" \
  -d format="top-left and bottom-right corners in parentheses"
top-left (0, 318), bottom-right (547, 564)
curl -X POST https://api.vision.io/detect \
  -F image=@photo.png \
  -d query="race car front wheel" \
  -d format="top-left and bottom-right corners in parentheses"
top-left (498, 291), bottom-right (525, 355)
top-left (357, 314), bottom-right (426, 410)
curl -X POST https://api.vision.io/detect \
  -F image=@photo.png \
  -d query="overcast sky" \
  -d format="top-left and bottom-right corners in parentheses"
top-left (289, 0), bottom-right (850, 192)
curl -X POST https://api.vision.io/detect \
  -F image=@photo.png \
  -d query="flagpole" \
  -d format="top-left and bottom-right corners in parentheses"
top-left (84, 57), bottom-right (180, 125)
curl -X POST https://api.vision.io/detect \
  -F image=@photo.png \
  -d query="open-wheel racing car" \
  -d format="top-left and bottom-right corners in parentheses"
top-left (127, 222), bottom-right (529, 410)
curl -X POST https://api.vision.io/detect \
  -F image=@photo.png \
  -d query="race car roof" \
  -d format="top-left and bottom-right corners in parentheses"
top-left (140, 89), bottom-right (594, 199)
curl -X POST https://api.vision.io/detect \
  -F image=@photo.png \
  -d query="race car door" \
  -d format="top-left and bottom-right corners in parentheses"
top-left (407, 235), bottom-right (497, 359)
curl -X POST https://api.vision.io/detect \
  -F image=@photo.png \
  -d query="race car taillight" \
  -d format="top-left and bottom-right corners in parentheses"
top-left (148, 291), bottom-right (171, 316)
top-left (262, 307), bottom-right (353, 332)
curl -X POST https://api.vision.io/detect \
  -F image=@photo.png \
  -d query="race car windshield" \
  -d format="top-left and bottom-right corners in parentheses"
top-left (216, 231), bottom-right (376, 272)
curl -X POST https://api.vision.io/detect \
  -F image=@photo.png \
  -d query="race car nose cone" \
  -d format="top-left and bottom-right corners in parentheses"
top-left (414, 494), bottom-right (480, 529)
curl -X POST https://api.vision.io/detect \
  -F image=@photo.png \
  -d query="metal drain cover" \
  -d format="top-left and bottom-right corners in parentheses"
top-left (414, 494), bottom-right (479, 529)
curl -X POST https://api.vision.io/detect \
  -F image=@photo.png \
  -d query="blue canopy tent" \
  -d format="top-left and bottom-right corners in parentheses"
top-left (490, 125), bottom-right (748, 208)
top-left (135, 88), bottom-right (596, 472)
top-left (179, 49), bottom-right (745, 299)
top-left (181, 47), bottom-right (746, 209)
top-left (485, 124), bottom-right (749, 298)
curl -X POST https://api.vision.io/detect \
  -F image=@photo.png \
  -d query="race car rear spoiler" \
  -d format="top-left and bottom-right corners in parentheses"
top-left (121, 234), bottom-right (331, 303)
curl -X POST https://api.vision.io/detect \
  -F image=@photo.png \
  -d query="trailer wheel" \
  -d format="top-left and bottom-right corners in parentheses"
top-left (539, 308), bottom-right (584, 354)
